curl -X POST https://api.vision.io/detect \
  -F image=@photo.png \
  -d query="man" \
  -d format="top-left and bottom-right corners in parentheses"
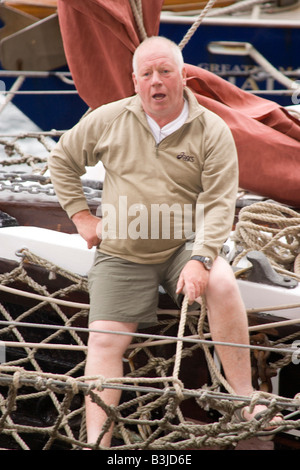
top-left (48, 36), bottom-right (281, 447)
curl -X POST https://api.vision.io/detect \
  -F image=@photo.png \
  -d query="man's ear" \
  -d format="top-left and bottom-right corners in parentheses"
top-left (182, 66), bottom-right (187, 87)
top-left (132, 73), bottom-right (138, 93)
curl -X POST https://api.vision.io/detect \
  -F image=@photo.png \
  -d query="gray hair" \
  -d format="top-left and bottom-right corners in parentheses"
top-left (132, 36), bottom-right (184, 74)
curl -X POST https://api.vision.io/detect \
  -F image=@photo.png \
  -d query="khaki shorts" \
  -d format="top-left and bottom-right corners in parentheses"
top-left (88, 245), bottom-right (193, 328)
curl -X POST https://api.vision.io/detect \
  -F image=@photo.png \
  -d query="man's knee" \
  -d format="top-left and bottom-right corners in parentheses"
top-left (87, 321), bottom-right (136, 358)
top-left (207, 257), bottom-right (238, 298)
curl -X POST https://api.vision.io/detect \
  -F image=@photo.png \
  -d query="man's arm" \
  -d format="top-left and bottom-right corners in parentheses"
top-left (48, 106), bottom-right (104, 217)
top-left (177, 115), bottom-right (238, 303)
top-left (72, 210), bottom-right (102, 249)
top-left (48, 110), bottom-right (105, 248)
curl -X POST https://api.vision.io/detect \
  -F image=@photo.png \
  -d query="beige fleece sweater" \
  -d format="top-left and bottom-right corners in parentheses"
top-left (48, 88), bottom-right (238, 264)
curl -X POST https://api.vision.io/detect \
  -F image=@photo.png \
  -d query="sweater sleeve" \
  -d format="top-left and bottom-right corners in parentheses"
top-left (191, 116), bottom-right (238, 260)
top-left (48, 111), bottom-right (102, 218)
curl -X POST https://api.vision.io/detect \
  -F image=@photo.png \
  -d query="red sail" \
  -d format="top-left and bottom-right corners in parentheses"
top-left (57, 1), bottom-right (300, 207)
top-left (57, 0), bottom-right (164, 108)
top-left (185, 64), bottom-right (300, 207)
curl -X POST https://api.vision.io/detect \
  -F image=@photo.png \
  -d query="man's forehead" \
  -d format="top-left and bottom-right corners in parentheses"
top-left (137, 49), bottom-right (176, 68)
top-left (140, 56), bottom-right (175, 67)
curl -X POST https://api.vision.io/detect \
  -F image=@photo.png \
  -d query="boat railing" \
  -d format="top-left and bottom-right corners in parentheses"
top-left (0, 65), bottom-right (299, 112)
top-left (0, 69), bottom-right (78, 115)
top-left (207, 41), bottom-right (300, 92)
top-left (162, 0), bottom-right (300, 16)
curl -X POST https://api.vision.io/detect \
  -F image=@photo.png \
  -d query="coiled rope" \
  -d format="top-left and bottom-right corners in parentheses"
top-left (233, 200), bottom-right (300, 279)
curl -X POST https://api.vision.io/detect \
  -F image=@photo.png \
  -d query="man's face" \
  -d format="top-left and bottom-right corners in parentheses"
top-left (132, 42), bottom-right (186, 126)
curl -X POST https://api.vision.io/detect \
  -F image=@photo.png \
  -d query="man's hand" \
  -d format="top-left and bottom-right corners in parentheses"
top-left (71, 210), bottom-right (102, 249)
top-left (176, 259), bottom-right (210, 304)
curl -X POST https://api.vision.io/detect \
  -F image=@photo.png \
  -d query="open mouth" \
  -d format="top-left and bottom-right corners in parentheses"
top-left (152, 93), bottom-right (166, 101)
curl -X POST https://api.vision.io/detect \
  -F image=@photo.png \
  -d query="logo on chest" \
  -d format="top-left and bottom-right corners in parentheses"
top-left (176, 151), bottom-right (195, 163)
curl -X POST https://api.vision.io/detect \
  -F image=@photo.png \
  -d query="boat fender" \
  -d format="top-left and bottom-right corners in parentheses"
top-left (246, 251), bottom-right (298, 289)
top-left (0, 210), bottom-right (18, 228)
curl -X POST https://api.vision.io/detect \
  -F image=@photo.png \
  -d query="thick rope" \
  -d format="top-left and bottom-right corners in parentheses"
top-left (129, 0), bottom-right (148, 42)
top-left (178, 0), bottom-right (218, 50)
top-left (233, 201), bottom-right (300, 276)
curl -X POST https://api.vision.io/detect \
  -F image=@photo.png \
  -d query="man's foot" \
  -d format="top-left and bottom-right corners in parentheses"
top-left (235, 405), bottom-right (284, 440)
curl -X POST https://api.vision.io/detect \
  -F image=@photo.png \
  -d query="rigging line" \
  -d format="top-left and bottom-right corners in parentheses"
top-left (0, 320), bottom-right (297, 355)
top-left (1, 285), bottom-right (300, 344)
top-left (0, 70), bottom-right (73, 78)
top-left (1, 283), bottom-right (300, 317)
top-left (0, 284), bottom-right (89, 309)
top-left (0, 371), bottom-right (298, 409)
top-left (129, 0), bottom-right (147, 41)
top-left (0, 131), bottom-right (64, 138)
top-left (178, 0), bottom-right (218, 50)
top-left (0, 90), bottom-right (78, 95)
top-left (0, 75), bottom-right (25, 114)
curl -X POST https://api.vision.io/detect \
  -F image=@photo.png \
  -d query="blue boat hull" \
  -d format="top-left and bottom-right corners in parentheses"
top-left (160, 18), bottom-right (300, 107)
top-left (1, 12), bottom-right (299, 130)
top-left (2, 69), bottom-right (88, 131)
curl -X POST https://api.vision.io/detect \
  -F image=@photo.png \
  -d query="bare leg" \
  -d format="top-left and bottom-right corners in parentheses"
top-left (204, 256), bottom-right (253, 397)
top-left (84, 320), bottom-right (138, 447)
top-left (203, 257), bottom-right (282, 423)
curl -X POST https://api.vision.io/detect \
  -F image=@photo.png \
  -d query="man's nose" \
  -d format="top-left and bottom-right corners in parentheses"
top-left (151, 71), bottom-right (162, 85)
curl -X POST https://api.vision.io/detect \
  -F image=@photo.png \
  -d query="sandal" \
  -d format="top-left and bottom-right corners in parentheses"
top-left (234, 406), bottom-right (284, 441)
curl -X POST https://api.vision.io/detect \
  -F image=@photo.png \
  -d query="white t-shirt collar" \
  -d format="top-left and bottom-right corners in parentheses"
top-left (146, 99), bottom-right (189, 144)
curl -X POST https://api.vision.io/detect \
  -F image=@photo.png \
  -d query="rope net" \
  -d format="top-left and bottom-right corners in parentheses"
top-left (0, 248), bottom-right (299, 450)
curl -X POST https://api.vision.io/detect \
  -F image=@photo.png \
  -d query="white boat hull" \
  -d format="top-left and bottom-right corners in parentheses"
top-left (0, 225), bottom-right (299, 321)
top-left (237, 278), bottom-right (300, 320)
top-left (0, 225), bottom-right (95, 276)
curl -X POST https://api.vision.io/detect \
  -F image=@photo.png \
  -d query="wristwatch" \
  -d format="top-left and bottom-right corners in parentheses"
top-left (190, 255), bottom-right (213, 270)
